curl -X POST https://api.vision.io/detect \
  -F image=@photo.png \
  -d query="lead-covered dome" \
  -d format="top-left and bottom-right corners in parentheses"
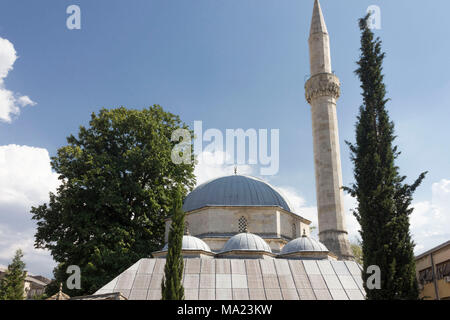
top-left (182, 175), bottom-right (291, 213)
top-left (221, 233), bottom-right (272, 253)
top-left (162, 235), bottom-right (211, 252)
top-left (281, 235), bottom-right (328, 255)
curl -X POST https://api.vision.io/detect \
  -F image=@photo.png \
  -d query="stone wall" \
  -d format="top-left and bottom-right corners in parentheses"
top-left (164, 206), bottom-right (311, 253)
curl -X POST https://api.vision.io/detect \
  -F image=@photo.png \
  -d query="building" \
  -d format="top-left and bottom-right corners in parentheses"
top-left (46, 283), bottom-right (127, 300)
top-left (24, 274), bottom-right (50, 299)
top-left (0, 267), bottom-right (50, 299)
top-left (416, 241), bottom-right (450, 300)
top-left (84, 0), bottom-right (365, 301)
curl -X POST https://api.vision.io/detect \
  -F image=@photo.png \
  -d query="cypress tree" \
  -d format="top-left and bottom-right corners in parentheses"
top-left (161, 186), bottom-right (185, 300)
top-left (0, 249), bottom-right (27, 300)
top-left (344, 15), bottom-right (427, 300)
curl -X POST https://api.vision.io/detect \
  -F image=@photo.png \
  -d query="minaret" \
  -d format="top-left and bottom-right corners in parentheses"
top-left (305, 0), bottom-right (353, 260)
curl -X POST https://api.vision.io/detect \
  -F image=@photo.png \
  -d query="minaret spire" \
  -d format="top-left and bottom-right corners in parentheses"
top-left (305, 0), bottom-right (353, 260)
top-left (308, 0), bottom-right (332, 76)
top-left (310, 0), bottom-right (328, 36)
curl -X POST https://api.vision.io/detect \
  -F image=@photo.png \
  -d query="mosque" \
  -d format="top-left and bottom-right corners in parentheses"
top-left (88, 0), bottom-right (366, 300)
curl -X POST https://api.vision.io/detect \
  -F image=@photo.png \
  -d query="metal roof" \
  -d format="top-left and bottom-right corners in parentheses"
top-left (162, 235), bottom-right (211, 252)
top-left (281, 236), bottom-right (328, 255)
top-left (25, 275), bottom-right (48, 287)
top-left (415, 240), bottom-right (450, 260)
top-left (221, 233), bottom-right (272, 253)
top-left (182, 175), bottom-right (292, 213)
top-left (94, 258), bottom-right (365, 300)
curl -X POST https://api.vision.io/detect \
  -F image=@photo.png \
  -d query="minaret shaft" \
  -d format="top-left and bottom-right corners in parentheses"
top-left (309, 35), bottom-right (332, 75)
top-left (305, 0), bottom-right (353, 260)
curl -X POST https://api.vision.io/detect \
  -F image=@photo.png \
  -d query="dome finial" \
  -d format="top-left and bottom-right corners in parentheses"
top-left (57, 282), bottom-right (64, 299)
top-left (302, 229), bottom-right (307, 237)
top-left (234, 166), bottom-right (237, 175)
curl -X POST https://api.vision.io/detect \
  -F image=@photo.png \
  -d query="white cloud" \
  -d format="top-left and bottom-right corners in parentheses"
top-left (336, 180), bottom-right (450, 252)
top-left (0, 225), bottom-right (54, 277)
top-left (17, 95), bottom-right (36, 107)
top-left (276, 186), bottom-right (361, 242)
top-left (330, 179), bottom-right (450, 253)
top-left (0, 145), bottom-right (59, 206)
top-left (194, 150), bottom-right (253, 186)
top-left (0, 38), bottom-right (17, 79)
top-left (0, 37), bottom-right (36, 123)
top-left (0, 145), bottom-right (59, 277)
top-left (411, 179), bottom-right (450, 254)
top-left (276, 186), bottom-right (317, 222)
top-left (343, 194), bottom-right (361, 243)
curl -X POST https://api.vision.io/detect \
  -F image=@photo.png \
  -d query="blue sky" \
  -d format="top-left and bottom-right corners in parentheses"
top-left (0, 0), bottom-right (449, 277)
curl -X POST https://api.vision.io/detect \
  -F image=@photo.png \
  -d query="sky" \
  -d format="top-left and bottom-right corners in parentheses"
top-left (0, 0), bottom-right (449, 278)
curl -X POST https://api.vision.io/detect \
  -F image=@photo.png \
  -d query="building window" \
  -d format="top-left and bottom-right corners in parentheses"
top-left (238, 216), bottom-right (248, 233)
top-left (292, 223), bottom-right (296, 239)
top-left (418, 267), bottom-right (434, 285)
top-left (436, 260), bottom-right (450, 280)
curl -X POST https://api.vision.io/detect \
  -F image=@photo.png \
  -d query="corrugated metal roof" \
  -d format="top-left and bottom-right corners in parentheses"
top-left (182, 175), bottom-right (292, 213)
top-left (94, 258), bottom-right (365, 300)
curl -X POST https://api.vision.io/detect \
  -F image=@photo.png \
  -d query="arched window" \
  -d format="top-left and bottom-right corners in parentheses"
top-left (238, 216), bottom-right (248, 233)
top-left (184, 221), bottom-right (190, 235)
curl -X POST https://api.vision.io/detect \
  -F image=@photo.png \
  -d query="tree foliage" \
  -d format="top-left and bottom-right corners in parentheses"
top-left (344, 15), bottom-right (427, 300)
top-left (350, 240), bottom-right (363, 266)
top-left (0, 249), bottom-right (27, 300)
top-left (161, 186), bottom-right (185, 300)
top-left (31, 105), bottom-right (196, 296)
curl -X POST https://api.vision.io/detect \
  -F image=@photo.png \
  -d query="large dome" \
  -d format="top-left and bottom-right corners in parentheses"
top-left (182, 175), bottom-right (291, 212)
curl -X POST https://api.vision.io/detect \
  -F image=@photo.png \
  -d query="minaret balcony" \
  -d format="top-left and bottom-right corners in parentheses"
top-left (305, 72), bottom-right (341, 103)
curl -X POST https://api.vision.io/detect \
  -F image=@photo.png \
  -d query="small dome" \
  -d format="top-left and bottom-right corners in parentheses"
top-left (281, 236), bottom-right (328, 255)
top-left (221, 233), bottom-right (272, 253)
top-left (182, 175), bottom-right (292, 213)
top-left (162, 235), bottom-right (211, 252)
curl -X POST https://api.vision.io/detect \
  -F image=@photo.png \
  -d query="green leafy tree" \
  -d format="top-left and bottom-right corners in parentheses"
top-left (161, 186), bottom-right (185, 300)
top-left (344, 15), bottom-right (427, 300)
top-left (0, 249), bottom-right (27, 300)
top-left (31, 293), bottom-right (48, 300)
top-left (43, 279), bottom-right (59, 297)
top-left (31, 105), bottom-right (196, 296)
top-left (350, 239), bottom-right (363, 265)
